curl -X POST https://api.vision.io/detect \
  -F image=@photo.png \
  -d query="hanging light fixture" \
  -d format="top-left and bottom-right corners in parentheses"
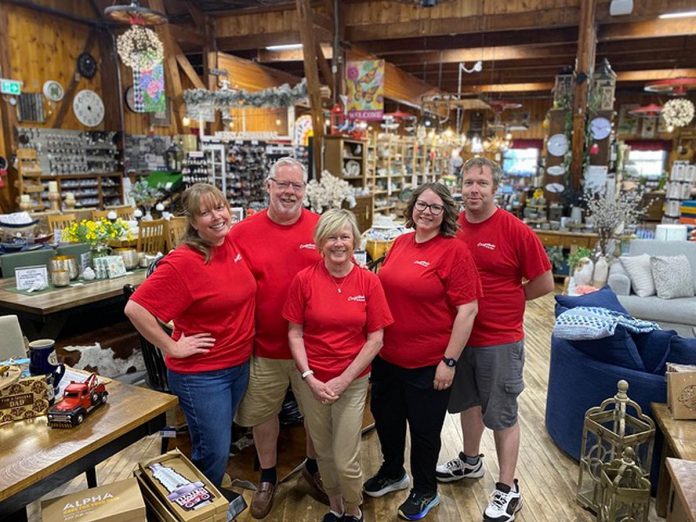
top-left (662, 99), bottom-right (695, 128)
top-left (106, 1), bottom-right (167, 70)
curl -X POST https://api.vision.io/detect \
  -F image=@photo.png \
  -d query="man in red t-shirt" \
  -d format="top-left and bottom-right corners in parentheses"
top-left (436, 157), bottom-right (553, 522)
top-left (231, 158), bottom-right (323, 519)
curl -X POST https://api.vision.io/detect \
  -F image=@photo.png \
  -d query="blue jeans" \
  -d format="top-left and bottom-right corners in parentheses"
top-left (168, 362), bottom-right (249, 486)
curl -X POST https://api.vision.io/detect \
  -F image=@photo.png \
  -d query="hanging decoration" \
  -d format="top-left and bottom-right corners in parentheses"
top-left (139, 63), bottom-right (166, 112)
top-left (116, 25), bottom-right (164, 71)
top-left (346, 60), bottom-right (385, 121)
top-left (183, 79), bottom-right (308, 112)
top-left (662, 99), bottom-right (695, 128)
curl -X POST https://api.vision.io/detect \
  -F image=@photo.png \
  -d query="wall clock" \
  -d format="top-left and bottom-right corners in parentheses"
top-left (125, 86), bottom-right (138, 112)
top-left (590, 117), bottom-right (612, 140)
top-left (548, 133), bottom-right (569, 157)
top-left (77, 52), bottom-right (97, 79)
top-left (73, 89), bottom-right (104, 127)
top-left (43, 80), bottom-right (64, 102)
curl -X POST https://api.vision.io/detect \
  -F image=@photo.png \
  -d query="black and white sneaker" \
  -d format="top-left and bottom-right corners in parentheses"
top-left (435, 452), bottom-right (484, 482)
top-left (483, 480), bottom-right (523, 522)
top-left (363, 471), bottom-right (410, 497)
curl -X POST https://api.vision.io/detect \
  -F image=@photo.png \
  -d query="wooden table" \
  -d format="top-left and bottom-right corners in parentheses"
top-left (533, 229), bottom-right (599, 250)
top-left (0, 271), bottom-right (146, 339)
top-left (651, 402), bottom-right (696, 517)
top-left (666, 458), bottom-right (696, 521)
top-left (0, 379), bottom-right (177, 519)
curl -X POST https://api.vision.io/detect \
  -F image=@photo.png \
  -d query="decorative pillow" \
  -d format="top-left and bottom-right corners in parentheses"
top-left (632, 329), bottom-right (677, 374)
top-left (620, 254), bottom-right (655, 297)
top-left (668, 336), bottom-right (696, 365)
top-left (555, 285), bottom-right (629, 315)
top-left (566, 325), bottom-right (645, 371)
top-left (651, 255), bottom-right (695, 299)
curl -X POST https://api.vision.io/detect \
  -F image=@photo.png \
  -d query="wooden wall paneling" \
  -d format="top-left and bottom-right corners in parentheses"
top-left (0, 1), bottom-right (17, 211)
top-left (54, 30), bottom-right (98, 127)
top-left (217, 53), bottom-right (301, 92)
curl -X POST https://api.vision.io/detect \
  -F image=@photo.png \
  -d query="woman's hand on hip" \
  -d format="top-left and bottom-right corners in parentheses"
top-left (169, 332), bottom-right (215, 358)
top-left (433, 361), bottom-right (455, 391)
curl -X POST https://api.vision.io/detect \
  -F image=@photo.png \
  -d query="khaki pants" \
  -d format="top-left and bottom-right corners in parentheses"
top-left (294, 375), bottom-right (369, 510)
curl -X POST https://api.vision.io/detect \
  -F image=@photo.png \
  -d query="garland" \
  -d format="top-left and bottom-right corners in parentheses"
top-left (183, 79), bottom-right (308, 112)
top-left (662, 99), bottom-right (695, 128)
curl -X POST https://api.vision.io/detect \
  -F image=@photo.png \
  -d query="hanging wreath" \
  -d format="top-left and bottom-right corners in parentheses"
top-left (116, 25), bottom-right (164, 70)
top-left (662, 98), bottom-right (695, 128)
top-left (183, 79), bottom-right (308, 111)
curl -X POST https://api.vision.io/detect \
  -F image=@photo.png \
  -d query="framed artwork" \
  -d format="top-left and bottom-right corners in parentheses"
top-left (230, 207), bottom-right (245, 224)
top-left (641, 117), bottom-right (657, 138)
top-left (617, 104), bottom-right (639, 135)
top-left (149, 101), bottom-right (171, 127)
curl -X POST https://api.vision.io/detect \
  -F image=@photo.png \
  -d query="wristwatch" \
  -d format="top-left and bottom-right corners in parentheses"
top-left (442, 357), bottom-right (457, 368)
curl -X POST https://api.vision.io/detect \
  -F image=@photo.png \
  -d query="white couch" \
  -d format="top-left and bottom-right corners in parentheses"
top-left (607, 239), bottom-right (696, 337)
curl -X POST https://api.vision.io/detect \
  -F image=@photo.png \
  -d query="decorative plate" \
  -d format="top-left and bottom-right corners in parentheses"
top-left (545, 182), bottom-right (565, 193)
top-left (43, 80), bottom-right (64, 102)
top-left (345, 160), bottom-right (361, 177)
top-left (77, 52), bottom-right (97, 79)
top-left (73, 89), bottom-right (104, 127)
top-left (547, 165), bottom-right (566, 176)
top-left (547, 134), bottom-right (569, 157)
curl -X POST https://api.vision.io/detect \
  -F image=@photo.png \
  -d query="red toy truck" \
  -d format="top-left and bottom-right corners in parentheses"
top-left (47, 373), bottom-right (108, 428)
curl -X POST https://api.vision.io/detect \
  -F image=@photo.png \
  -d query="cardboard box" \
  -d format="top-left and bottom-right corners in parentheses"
top-left (41, 478), bottom-right (146, 522)
top-left (666, 363), bottom-right (696, 420)
top-left (137, 449), bottom-right (228, 522)
top-left (0, 375), bottom-right (50, 425)
top-left (134, 469), bottom-right (177, 522)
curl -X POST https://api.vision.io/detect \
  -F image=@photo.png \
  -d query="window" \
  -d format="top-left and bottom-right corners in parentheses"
top-left (502, 148), bottom-right (539, 177)
top-left (625, 149), bottom-right (667, 178)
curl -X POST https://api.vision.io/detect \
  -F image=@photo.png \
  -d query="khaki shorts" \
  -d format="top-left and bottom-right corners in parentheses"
top-left (234, 357), bottom-right (304, 427)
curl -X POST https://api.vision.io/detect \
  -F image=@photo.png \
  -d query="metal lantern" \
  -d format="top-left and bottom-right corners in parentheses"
top-left (592, 58), bottom-right (617, 111)
top-left (553, 72), bottom-right (574, 109)
top-left (577, 380), bottom-right (655, 512)
top-left (165, 142), bottom-right (183, 172)
top-left (597, 447), bottom-right (651, 522)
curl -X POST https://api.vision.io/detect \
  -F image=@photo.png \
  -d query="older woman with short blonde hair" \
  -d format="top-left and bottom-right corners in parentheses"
top-left (282, 209), bottom-right (393, 522)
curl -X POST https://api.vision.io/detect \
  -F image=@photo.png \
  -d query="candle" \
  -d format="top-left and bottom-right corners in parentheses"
top-left (48, 181), bottom-right (58, 193)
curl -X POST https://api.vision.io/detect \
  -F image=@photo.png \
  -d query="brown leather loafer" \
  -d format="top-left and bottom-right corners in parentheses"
top-left (250, 481), bottom-right (276, 519)
top-left (302, 464), bottom-right (330, 505)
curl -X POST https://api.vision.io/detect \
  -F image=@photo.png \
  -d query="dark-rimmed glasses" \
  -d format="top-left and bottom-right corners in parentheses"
top-left (269, 178), bottom-right (306, 191)
top-left (415, 200), bottom-right (444, 215)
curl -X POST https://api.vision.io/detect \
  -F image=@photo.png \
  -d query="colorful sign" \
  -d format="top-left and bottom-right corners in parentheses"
top-left (139, 63), bottom-right (166, 113)
top-left (346, 60), bottom-right (384, 121)
top-left (0, 78), bottom-right (22, 96)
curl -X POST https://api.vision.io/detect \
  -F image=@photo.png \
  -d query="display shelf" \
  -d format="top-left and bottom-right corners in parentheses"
top-left (323, 136), bottom-right (369, 188)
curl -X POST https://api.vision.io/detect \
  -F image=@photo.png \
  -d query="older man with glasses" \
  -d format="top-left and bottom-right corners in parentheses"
top-left (230, 157), bottom-right (326, 519)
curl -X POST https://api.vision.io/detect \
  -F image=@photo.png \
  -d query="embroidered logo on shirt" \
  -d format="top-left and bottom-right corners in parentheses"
top-left (413, 260), bottom-right (430, 267)
top-left (234, 253), bottom-right (242, 263)
top-left (347, 295), bottom-right (366, 302)
top-left (299, 243), bottom-right (316, 250)
top-left (477, 242), bottom-right (496, 250)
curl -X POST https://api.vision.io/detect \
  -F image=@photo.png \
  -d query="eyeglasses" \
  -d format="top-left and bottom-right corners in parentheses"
top-left (269, 178), bottom-right (306, 191)
top-left (415, 200), bottom-right (445, 215)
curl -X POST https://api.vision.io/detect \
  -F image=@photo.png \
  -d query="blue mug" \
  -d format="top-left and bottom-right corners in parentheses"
top-left (28, 339), bottom-right (65, 392)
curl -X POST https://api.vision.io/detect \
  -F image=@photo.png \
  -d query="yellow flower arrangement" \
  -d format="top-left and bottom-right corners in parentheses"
top-left (63, 218), bottom-right (132, 249)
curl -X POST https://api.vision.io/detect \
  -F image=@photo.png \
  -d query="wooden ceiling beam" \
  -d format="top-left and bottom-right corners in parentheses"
top-left (256, 44), bottom-right (334, 62)
top-left (216, 28), bottom-right (332, 51)
top-left (599, 17), bottom-right (696, 41)
top-left (169, 23), bottom-right (206, 46)
top-left (460, 82), bottom-right (555, 94)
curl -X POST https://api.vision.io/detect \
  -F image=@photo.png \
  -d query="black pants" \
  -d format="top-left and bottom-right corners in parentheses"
top-left (370, 356), bottom-right (451, 495)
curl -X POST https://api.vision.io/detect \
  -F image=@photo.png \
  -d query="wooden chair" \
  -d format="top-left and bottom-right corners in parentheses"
top-left (47, 213), bottom-right (76, 233)
top-left (91, 209), bottom-right (110, 221)
top-left (112, 205), bottom-right (135, 221)
top-left (136, 219), bottom-right (166, 254)
top-left (165, 217), bottom-right (187, 252)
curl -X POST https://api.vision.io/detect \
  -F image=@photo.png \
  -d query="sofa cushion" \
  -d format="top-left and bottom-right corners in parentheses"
top-left (569, 325), bottom-right (645, 371)
top-left (669, 336), bottom-right (696, 365)
top-left (555, 285), bottom-right (630, 315)
top-left (620, 254), bottom-right (655, 297)
top-left (617, 295), bottom-right (696, 326)
top-left (651, 255), bottom-right (695, 299)
top-left (632, 329), bottom-right (677, 374)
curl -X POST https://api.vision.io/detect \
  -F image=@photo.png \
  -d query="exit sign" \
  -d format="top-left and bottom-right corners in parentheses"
top-left (0, 79), bottom-right (22, 95)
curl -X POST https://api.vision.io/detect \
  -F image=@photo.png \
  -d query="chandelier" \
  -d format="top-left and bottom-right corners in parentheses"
top-left (662, 99), bottom-right (695, 128)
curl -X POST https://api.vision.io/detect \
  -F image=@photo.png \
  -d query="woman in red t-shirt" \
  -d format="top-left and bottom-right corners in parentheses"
top-left (366, 183), bottom-right (481, 520)
top-left (125, 184), bottom-right (256, 488)
top-left (282, 209), bottom-right (393, 522)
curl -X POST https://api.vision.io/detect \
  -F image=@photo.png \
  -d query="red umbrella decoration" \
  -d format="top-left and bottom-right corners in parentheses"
top-left (383, 111), bottom-right (417, 121)
top-left (488, 100), bottom-right (523, 114)
top-left (629, 104), bottom-right (663, 118)
top-left (644, 77), bottom-right (696, 96)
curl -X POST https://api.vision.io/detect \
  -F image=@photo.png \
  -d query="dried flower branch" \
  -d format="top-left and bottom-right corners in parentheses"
top-left (584, 189), bottom-right (646, 257)
top-left (304, 171), bottom-right (357, 214)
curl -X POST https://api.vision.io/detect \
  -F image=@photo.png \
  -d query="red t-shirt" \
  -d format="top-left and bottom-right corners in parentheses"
top-left (282, 261), bottom-right (394, 382)
top-left (457, 209), bottom-right (551, 347)
top-left (130, 234), bottom-right (256, 373)
top-left (230, 209), bottom-right (321, 359)
top-left (378, 233), bottom-right (482, 368)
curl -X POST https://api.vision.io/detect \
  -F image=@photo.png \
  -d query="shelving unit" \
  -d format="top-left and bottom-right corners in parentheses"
top-left (323, 136), bottom-right (368, 188)
top-left (15, 148), bottom-right (45, 211)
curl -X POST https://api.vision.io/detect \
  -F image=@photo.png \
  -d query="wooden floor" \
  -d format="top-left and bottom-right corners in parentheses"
top-left (26, 289), bottom-right (660, 521)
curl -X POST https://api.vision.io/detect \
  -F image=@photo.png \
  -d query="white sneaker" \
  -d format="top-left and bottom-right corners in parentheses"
top-left (435, 453), bottom-right (484, 482)
top-left (483, 480), bottom-right (523, 522)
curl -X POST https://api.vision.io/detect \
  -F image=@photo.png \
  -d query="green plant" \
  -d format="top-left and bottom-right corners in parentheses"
top-left (545, 246), bottom-right (566, 272)
top-left (129, 180), bottom-right (163, 208)
top-left (567, 246), bottom-right (593, 272)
